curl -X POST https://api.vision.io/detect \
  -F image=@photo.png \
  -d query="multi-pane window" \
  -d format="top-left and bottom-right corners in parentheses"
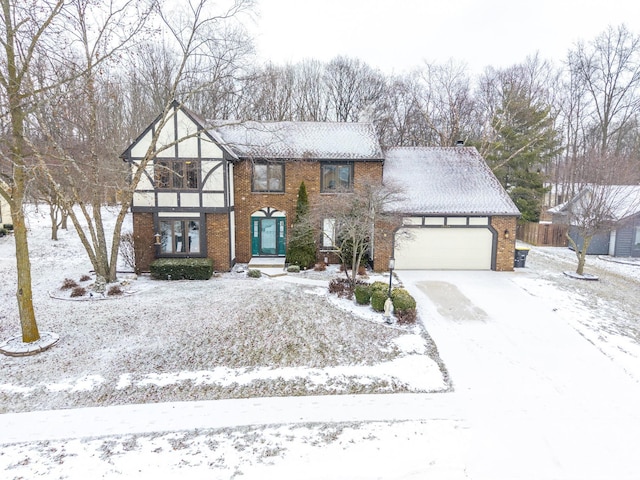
top-left (252, 163), bottom-right (284, 192)
top-left (321, 163), bottom-right (353, 192)
top-left (155, 160), bottom-right (199, 189)
top-left (159, 219), bottom-right (201, 255)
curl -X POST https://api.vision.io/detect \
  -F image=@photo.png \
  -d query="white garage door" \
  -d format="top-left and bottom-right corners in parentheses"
top-left (395, 227), bottom-right (493, 270)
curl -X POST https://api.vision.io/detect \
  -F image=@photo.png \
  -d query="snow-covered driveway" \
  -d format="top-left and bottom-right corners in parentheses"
top-left (399, 269), bottom-right (640, 479)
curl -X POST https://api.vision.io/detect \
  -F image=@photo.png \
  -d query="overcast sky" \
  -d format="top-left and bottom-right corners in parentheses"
top-left (251, 0), bottom-right (640, 74)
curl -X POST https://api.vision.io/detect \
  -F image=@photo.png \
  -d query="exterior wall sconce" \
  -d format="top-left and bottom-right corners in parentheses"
top-left (504, 229), bottom-right (510, 239)
top-left (153, 232), bottom-right (161, 246)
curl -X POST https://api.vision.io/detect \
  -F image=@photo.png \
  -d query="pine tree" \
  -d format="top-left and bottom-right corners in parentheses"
top-left (286, 182), bottom-right (317, 268)
top-left (485, 86), bottom-right (561, 222)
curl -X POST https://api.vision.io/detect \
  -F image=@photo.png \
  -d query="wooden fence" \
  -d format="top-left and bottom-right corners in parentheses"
top-left (516, 222), bottom-right (568, 247)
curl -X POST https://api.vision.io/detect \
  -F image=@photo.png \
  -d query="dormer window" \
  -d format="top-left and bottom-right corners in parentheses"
top-left (321, 162), bottom-right (353, 192)
top-left (155, 159), bottom-right (199, 189)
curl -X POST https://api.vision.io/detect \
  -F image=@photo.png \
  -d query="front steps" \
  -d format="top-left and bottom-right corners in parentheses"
top-left (247, 257), bottom-right (287, 277)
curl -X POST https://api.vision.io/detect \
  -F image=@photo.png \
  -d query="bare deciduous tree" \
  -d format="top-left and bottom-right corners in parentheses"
top-left (308, 181), bottom-right (404, 287)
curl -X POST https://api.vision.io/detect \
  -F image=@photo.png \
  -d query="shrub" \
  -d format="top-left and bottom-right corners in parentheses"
top-left (61, 278), bottom-right (78, 290)
top-left (328, 278), bottom-right (353, 298)
top-left (108, 285), bottom-right (123, 296)
top-left (3, 224), bottom-right (13, 231)
top-left (391, 288), bottom-right (417, 321)
top-left (287, 265), bottom-right (301, 273)
top-left (354, 284), bottom-right (372, 305)
top-left (0, 228), bottom-right (6, 237)
top-left (80, 274), bottom-right (91, 282)
top-left (371, 289), bottom-right (388, 312)
top-left (395, 309), bottom-right (417, 324)
top-left (314, 262), bottom-right (326, 271)
top-left (150, 258), bottom-right (214, 280)
top-left (247, 269), bottom-right (262, 278)
top-left (70, 286), bottom-right (86, 297)
top-left (119, 231), bottom-right (136, 272)
top-left (370, 281), bottom-right (389, 294)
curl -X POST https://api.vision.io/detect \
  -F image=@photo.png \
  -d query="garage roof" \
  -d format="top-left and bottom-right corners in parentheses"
top-left (383, 147), bottom-right (520, 216)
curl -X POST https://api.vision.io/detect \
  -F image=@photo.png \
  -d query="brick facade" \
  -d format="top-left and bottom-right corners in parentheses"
top-left (206, 213), bottom-right (232, 272)
top-left (233, 159), bottom-right (384, 264)
top-left (132, 212), bottom-right (155, 273)
top-left (491, 215), bottom-right (518, 271)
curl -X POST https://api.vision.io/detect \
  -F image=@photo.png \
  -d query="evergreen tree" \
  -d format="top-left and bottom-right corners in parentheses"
top-left (286, 182), bottom-right (317, 268)
top-left (485, 85), bottom-right (561, 222)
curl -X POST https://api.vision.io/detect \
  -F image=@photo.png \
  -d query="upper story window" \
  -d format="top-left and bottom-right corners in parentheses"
top-left (252, 163), bottom-right (284, 192)
top-left (155, 159), bottom-right (199, 189)
top-left (321, 162), bottom-right (353, 192)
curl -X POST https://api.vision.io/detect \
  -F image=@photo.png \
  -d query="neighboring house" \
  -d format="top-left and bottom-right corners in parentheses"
top-left (377, 147), bottom-right (520, 271)
top-left (550, 185), bottom-right (640, 257)
top-left (122, 102), bottom-right (519, 272)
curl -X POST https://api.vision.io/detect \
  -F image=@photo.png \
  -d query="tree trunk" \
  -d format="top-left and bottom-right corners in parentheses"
top-left (50, 204), bottom-right (59, 240)
top-left (11, 182), bottom-right (40, 343)
top-left (576, 236), bottom-right (592, 276)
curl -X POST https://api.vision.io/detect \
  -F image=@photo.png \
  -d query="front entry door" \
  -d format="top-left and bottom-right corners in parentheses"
top-left (251, 215), bottom-right (286, 256)
top-left (260, 218), bottom-right (277, 255)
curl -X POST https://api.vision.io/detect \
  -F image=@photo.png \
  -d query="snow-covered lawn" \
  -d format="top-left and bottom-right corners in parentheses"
top-left (2, 208), bottom-right (640, 479)
top-left (0, 207), bottom-right (447, 414)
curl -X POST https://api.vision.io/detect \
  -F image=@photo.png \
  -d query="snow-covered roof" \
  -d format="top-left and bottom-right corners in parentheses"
top-left (383, 147), bottom-right (520, 216)
top-left (551, 185), bottom-right (640, 221)
top-left (209, 121), bottom-right (383, 160)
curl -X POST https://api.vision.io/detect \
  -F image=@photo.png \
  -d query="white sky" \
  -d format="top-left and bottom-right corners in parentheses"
top-left (252, 0), bottom-right (640, 74)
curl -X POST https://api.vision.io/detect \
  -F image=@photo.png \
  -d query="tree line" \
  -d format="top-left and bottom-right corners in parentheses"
top-left (1, 0), bottom-right (639, 345)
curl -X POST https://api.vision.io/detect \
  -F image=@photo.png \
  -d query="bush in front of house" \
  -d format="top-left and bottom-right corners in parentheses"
top-left (371, 289), bottom-right (388, 312)
top-left (391, 287), bottom-right (417, 324)
top-left (370, 281), bottom-right (389, 295)
top-left (247, 269), bottom-right (262, 278)
top-left (70, 286), bottom-right (86, 297)
top-left (61, 278), bottom-right (78, 290)
top-left (150, 258), bottom-right (214, 280)
top-left (3, 224), bottom-right (13, 231)
top-left (329, 278), bottom-right (352, 298)
top-left (354, 284), bottom-right (372, 305)
top-left (0, 228), bottom-right (6, 237)
top-left (287, 265), bottom-right (301, 273)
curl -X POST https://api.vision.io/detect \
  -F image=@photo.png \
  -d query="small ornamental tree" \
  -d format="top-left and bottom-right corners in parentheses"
top-left (312, 181), bottom-right (404, 287)
top-left (286, 182), bottom-right (317, 268)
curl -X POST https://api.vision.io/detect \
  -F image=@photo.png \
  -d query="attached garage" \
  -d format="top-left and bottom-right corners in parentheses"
top-left (379, 147), bottom-right (521, 272)
top-left (394, 217), bottom-right (494, 270)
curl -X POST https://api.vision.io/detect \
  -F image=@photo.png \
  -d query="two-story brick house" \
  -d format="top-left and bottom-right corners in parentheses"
top-left (122, 102), bottom-right (519, 273)
top-left (122, 102), bottom-right (384, 272)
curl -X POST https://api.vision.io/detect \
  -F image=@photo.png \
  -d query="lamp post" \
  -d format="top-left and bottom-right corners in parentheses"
top-left (388, 257), bottom-right (395, 298)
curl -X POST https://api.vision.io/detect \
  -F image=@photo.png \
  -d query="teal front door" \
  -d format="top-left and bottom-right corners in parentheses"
top-left (251, 216), bottom-right (286, 256)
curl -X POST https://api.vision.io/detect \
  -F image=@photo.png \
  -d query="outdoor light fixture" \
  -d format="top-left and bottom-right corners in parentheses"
top-left (153, 232), bottom-right (161, 245)
top-left (504, 229), bottom-right (510, 239)
top-left (388, 257), bottom-right (395, 298)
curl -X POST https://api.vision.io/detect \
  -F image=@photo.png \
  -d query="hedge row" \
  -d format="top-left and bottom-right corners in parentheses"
top-left (349, 282), bottom-right (418, 324)
top-left (150, 258), bottom-right (214, 280)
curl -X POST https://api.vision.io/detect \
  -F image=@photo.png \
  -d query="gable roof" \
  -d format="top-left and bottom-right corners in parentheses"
top-left (209, 121), bottom-right (383, 161)
top-left (383, 147), bottom-right (520, 216)
top-left (550, 185), bottom-right (640, 221)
